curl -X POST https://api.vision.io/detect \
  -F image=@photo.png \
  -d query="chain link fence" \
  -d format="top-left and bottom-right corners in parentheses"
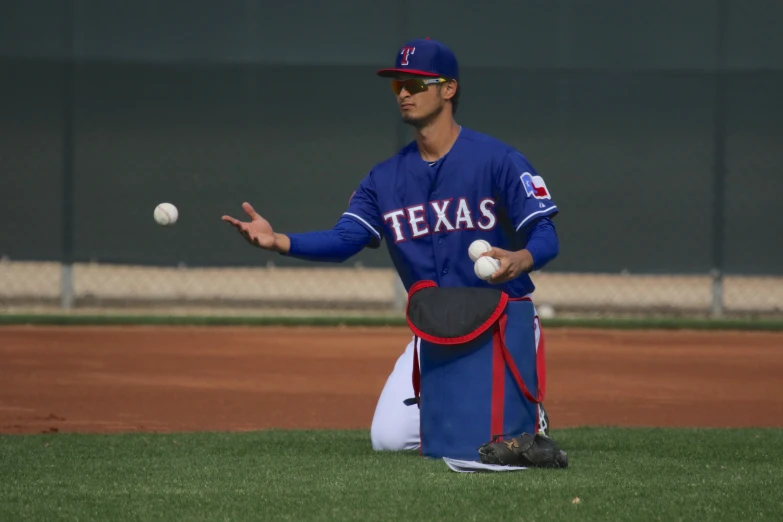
top-left (1, 260), bottom-right (782, 318)
top-left (1, 0), bottom-right (782, 319)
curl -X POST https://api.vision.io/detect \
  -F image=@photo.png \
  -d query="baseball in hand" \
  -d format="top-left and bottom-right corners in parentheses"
top-left (474, 256), bottom-right (500, 281)
top-left (468, 239), bottom-right (492, 262)
top-left (154, 203), bottom-right (178, 226)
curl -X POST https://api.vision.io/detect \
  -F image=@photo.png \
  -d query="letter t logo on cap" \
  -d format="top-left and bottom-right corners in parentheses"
top-left (400, 47), bottom-right (415, 66)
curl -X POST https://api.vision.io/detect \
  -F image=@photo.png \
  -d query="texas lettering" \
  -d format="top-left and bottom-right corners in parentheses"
top-left (383, 198), bottom-right (497, 242)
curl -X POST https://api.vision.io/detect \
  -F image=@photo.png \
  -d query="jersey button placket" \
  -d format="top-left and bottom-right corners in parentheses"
top-left (439, 234), bottom-right (448, 275)
top-left (429, 203), bottom-right (447, 281)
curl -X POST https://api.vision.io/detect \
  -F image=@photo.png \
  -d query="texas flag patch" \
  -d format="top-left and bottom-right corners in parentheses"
top-left (520, 172), bottom-right (551, 200)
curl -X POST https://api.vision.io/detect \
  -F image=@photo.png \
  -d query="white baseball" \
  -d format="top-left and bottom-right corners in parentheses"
top-left (474, 256), bottom-right (500, 281)
top-left (538, 304), bottom-right (556, 319)
top-left (154, 203), bottom-right (178, 226)
top-left (468, 239), bottom-right (492, 262)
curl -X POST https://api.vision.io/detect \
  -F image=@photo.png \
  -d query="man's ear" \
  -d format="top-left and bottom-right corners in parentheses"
top-left (442, 79), bottom-right (458, 101)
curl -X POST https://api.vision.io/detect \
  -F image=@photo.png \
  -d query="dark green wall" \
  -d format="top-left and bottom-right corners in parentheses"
top-left (1, 0), bottom-right (781, 274)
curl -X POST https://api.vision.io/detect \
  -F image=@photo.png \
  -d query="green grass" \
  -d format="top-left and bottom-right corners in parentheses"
top-left (2, 428), bottom-right (783, 521)
top-left (2, 313), bottom-right (783, 331)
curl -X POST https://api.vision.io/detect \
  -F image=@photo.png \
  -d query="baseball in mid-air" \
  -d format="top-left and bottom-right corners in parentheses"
top-left (474, 256), bottom-right (500, 281)
top-left (468, 239), bottom-right (492, 262)
top-left (154, 202), bottom-right (178, 226)
top-left (538, 304), bottom-right (556, 319)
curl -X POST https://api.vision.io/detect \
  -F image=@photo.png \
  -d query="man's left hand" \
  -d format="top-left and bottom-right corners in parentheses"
top-left (480, 248), bottom-right (535, 284)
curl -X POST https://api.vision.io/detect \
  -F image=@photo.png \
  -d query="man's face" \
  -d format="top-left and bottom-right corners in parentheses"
top-left (392, 76), bottom-right (455, 127)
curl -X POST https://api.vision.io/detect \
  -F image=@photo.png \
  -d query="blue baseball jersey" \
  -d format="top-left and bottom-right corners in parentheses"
top-left (343, 127), bottom-right (558, 298)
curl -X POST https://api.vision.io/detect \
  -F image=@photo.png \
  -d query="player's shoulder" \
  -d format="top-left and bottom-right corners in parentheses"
top-left (362, 141), bottom-right (418, 182)
top-left (458, 127), bottom-right (526, 161)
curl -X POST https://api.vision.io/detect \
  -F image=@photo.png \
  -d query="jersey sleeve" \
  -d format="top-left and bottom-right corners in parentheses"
top-left (342, 172), bottom-right (384, 248)
top-left (286, 218), bottom-right (374, 263)
top-left (497, 151), bottom-right (559, 232)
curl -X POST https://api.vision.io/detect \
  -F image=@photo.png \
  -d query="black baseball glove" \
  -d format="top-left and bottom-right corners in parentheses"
top-left (478, 432), bottom-right (569, 468)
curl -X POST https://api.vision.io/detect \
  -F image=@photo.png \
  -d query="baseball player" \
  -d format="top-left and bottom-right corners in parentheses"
top-left (222, 38), bottom-right (560, 451)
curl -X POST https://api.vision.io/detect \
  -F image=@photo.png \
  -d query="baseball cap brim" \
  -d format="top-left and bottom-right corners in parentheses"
top-left (376, 68), bottom-right (441, 78)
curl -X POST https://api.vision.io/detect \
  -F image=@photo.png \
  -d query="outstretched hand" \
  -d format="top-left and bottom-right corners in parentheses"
top-left (222, 202), bottom-right (281, 251)
top-left (480, 247), bottom-right (535, 284)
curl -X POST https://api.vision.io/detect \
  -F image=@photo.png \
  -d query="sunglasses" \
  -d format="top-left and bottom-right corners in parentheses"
top-left (391, 77), bottom-right (447, 95)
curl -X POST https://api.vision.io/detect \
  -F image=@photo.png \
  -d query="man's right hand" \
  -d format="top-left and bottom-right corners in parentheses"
top-left (222, 202), bottom-right (290, 253)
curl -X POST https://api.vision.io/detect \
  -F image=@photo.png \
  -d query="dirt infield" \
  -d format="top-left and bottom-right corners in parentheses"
top-left (1, 326), bottom-right (782, 435)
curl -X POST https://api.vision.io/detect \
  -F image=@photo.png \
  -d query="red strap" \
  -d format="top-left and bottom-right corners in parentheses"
top-left (490, 324), bottom-right (505, 440)
top-left (411, 336), bottom-right (423, 453)
top-left (535, 316), bottom-right (547, 400)
top-left (412, 336), bottom-right (420, 405)
top-left (497, 314), bottom-right (546, 404)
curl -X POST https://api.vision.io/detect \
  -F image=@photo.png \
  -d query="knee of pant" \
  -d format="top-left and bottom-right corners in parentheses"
top-left (370, 421), bottom-right (415, 452)
top-left (370, 424), bottom-right (400, 451)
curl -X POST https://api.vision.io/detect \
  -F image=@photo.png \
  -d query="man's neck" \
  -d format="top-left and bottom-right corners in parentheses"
top-left (413, 116), bottom-right (461, 162)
